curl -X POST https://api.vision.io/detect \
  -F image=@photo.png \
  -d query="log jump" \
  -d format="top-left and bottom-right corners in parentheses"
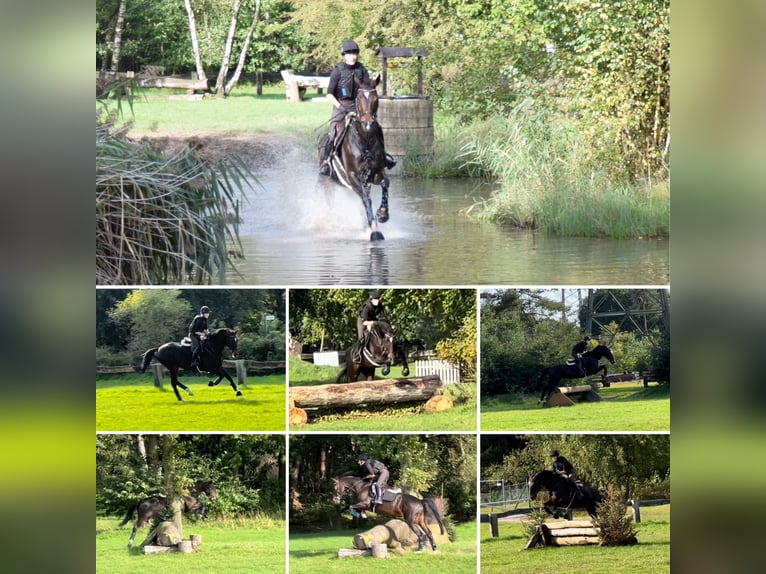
top-left (338, 518), bottom-right (450, 558)
top-left (524, 520), bottom-right (601, 549)
top-left (291, 375), bottom-right (446, 409)
top-left (546, 384), bottom-right (603, 407)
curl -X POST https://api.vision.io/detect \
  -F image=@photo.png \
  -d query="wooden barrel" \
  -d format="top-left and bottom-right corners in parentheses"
top-left (377, 97), bottom-right (434, 160)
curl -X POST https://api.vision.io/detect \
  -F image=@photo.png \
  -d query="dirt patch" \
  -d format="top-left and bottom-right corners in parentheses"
top-left (130, 132), bottom-right (302, 172)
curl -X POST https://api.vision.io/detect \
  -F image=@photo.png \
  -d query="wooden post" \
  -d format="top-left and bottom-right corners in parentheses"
top-left (632, 499), bottom-right (641, 523)
top-left (381, 56), bottom-right (388, 96)
top-left (489, 513), bottom-right (499, 538)
top-left (371, 543), bottom-right (388, 558)
top-left (177, 540), bottom-right (193, 553)
top-left (152, 363), bottom-right (164, 389)
top-left (236, 359), bottom-right (247, 387)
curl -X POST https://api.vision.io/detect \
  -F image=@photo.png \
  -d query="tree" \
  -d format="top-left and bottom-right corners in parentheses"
top-left (214, 0), bottom-right (243, 97)
top-left (108, 289), bottom-right (191, 355)
top-left (183, 0), bottom-right (207, 80)
top-left (110, 0), bottom-right (128, 72)
top-left (225, 0), bottom-right (262, 96)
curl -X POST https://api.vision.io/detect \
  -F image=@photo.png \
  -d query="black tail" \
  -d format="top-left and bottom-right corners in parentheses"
top-left (119, 501), bottom-right (138, 526)
top-left (423, 497), bottom-right (446, 535)
top-left (140, 348), bottom-right (158, 373)
top-left (336, 365), bottom-right (349, 383)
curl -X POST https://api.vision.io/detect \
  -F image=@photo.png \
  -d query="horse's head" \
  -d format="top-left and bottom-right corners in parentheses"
top-left (369, 321), bottom-right (395, 360)
top-left (600, 345), bottom-right (615, 364)
top-left (331, 477), bottom-right (346, 504)
top-left (192, 480), bottom-right (217, 501)
top-left (222, 328), bottom-right (238, 358)
top-left (354, 75), bottom-right (380, 132)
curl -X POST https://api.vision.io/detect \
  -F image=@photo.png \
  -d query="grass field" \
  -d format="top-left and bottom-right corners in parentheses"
top-left (96, 373), bottom-right (286, 431)
top-left (289, 521), bottom-right (477, 574)
top-left (480, 505), bottom-right (670, 574)
top-left (123, 85), bottom-right (330, 139)
top-left (289, 359), bottom-right (477, 431)
top-left (96, 516), bottom-right (285, 574)
top-left (480, 383), bottom-right (669, 432)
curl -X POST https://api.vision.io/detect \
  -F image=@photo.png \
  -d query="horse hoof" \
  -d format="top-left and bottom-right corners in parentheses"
top-left (187, 389), bottom-right (194, 396)
top-left (402, 367), bottom-right (410, 376)
top-left (376, 208), bottom-right (389, 223)
top-left (370, 231), bottom-right (385, 241)
top-left (236, 391), bottom-right (243, 397)
top-left (208, 381), bottom-right (216, 386)
top-left (381, 366), bottom-right (390, 376)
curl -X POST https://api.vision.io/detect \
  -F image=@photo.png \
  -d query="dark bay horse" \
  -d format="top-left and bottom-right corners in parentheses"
top-left (320, 75), bottom-right (390, 241)
top-left (119, 480), bottom-right (217, 547)
top-left (538, 344), bottom-right (616, 403)
top-left (332, 473), bottom-right (446, 553)
top-left (336, 321), bottom-right (408, 382)
top-left (138, 327), bottom-right (241, 401)
top-left (528, 470), bottom-right (603, 519)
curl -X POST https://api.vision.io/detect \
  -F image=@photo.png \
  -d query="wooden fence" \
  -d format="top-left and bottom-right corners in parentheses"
top-left (414, 359), bottom-right (461, 383)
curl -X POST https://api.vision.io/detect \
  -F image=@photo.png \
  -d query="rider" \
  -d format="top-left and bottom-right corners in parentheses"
top-left (189, 306), bottom-right (211, 370)
top-left (550, 449), bottom-right (582, 493)
top-left (319, 39), bottom-right (396, 176)
top-left (571, 335), bottom-right (592, 376)
top-left (354, 289), bottom-right (388, 363)
top-left (357, 453), bottom-right (389, 505)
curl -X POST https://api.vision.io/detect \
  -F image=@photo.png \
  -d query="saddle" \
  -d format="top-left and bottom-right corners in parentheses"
top-left (370, 485), bottom-right (400, 502)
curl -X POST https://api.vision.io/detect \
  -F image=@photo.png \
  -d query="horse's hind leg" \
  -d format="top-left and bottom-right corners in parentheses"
top-left (171, 371), bottom-right (194, 401)
top-left (208, 375), bottom-right (223, 387)
top-left (127, 524), bottom-right (138, 547)
top-left (376, 176), bottom-right (390, 223)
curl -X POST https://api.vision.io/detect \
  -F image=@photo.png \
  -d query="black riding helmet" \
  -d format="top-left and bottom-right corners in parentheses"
top-left (357, 453), bottom-right (369, 462)
top-left (200, 306), bottom-right (211, 314)
top-left (550, 450), bottom-right (560, 457)
top-left (369, 290), bottom-right (381, 299)
top-left (341, 40), bottom-right (360, 54)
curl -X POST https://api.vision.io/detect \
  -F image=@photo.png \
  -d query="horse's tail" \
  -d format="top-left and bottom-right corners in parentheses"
top-left (422, 497), bottom-right (446, 535)
top-left (336, 365), bottom-right (349, 383)
top-left (139, 348), bottom-right (158, 373)
top-left (119, 501), bottom-right (138, 526)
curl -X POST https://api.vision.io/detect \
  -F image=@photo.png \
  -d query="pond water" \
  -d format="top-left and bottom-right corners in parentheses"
top-left (232, 149), bottom-right (668, 286)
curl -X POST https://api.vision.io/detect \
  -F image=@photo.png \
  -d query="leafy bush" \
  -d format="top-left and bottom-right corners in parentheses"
top-left (96, 346), bottom-right (133, 366)
top-left (594, 485), bottom-right (638, 546)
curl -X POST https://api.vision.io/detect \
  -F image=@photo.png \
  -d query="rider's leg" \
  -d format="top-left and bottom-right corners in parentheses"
top-left (191, 338), bottom-right (200, 368)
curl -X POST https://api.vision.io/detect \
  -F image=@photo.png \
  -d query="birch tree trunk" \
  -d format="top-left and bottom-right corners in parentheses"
top-left (224, 0), bottom-right (261, 96)
top-left (214, 0), bottom-right (243, 98)
top-left (110, 0), bottom-right (128, 73)
top-left (183, 0), bottom-right (207, 81)
top-left (161, 435), bottom-right (183, 539)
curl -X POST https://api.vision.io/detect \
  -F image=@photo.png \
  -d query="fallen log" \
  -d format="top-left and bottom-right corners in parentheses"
top-left (291, 375), bottom-right (444, 409)
top-left (338, 548), bottom-right (370, 558)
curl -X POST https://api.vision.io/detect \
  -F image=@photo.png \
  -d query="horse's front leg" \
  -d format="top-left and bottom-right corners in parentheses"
top-left (358, 181), bottom-right (384, 241)
top-left (376, 176), bottom-right (390, 223)
top-left (224, 369), bottom-right (243, 397)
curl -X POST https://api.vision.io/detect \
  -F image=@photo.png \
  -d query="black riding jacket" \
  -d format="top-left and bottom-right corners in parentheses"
top-left (552, 455), bottom-right (575, 477)
top-left (359, 299), bottom-right (388, 323)
top-left (572, 340), bottom-right (589, 357)
top-left (363, 458), bottom-right (388, 476)
top-left (189, 315), bottom-right (208, 338)
top-left (328, 61), bottom-right (371, 103)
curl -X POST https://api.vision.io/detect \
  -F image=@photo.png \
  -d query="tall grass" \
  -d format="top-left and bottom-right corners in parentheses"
top-left (96, 114), bottom-right (253, 285)
top-left (460, 99), bottom-right (669, 238)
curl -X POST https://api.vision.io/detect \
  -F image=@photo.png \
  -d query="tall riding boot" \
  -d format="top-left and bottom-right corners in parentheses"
top-left (374, 485), bottom-right (383, 505)
top-left (319, 135), bottom-right (333, 176)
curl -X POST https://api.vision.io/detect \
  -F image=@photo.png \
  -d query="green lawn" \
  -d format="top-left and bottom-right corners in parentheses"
top-left (96, 373), bottom-right (285, 431)
top-left (96, 516), bottom-right (285, 574)
top-left (289, 521), bottom-right (477, 574)
top-left (121, 85), bottom-right (330, 139)
top-left (289, 359), bottom-right (477, 431)
top-left (480, 505), bottom-right (670, 574)
top-left (480, 383), bottom-right (669, 431)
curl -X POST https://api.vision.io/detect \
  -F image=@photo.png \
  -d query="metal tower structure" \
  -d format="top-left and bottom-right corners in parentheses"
top-left (584, 289), bottom-right (669, 347)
